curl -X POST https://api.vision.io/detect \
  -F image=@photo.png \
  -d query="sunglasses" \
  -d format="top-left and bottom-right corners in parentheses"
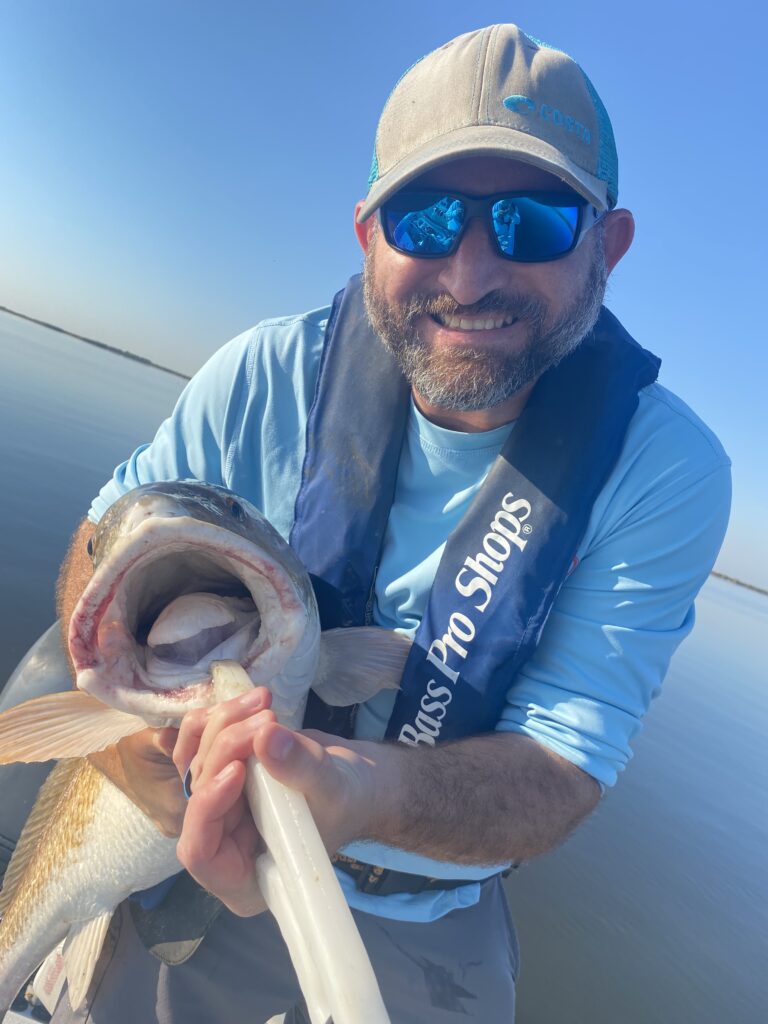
top-left (379, 190), bottom-right (603, 263)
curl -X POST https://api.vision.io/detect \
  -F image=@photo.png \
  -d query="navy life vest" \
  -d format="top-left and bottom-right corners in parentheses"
top-left (290, 275), bottom-right (660, 744)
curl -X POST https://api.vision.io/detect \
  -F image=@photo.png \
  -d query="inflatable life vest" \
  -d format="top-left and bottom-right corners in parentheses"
top-left (291, 274), bottom-right (660, 743)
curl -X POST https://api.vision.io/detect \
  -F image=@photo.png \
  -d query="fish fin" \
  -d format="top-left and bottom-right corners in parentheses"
top-left (63, 910), bottom-right (113, 1010)
top-left (0, 759), bottom-right (84, 914)
top-left (0, 691), bottom-right (146, 763)
top-left (32, 943), bottom-right (68, 1015)
top-left (313, 627), bottom-right (411, 706)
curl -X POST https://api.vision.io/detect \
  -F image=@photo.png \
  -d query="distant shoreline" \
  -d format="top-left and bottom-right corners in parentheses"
top-left (2, 305), bottom-right (766, 598)
top-left (0, 305), bottom-right (190, 381)
top-left (710, 571), bottom-right (767, 597)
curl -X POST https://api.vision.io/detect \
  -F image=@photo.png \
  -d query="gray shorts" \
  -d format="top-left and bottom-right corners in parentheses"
top-left (50, 877), bottom-right (519, 1023)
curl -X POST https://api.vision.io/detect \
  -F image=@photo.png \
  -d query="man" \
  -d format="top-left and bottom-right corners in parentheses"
top-left (52, 24), bottom-right (730, 1023)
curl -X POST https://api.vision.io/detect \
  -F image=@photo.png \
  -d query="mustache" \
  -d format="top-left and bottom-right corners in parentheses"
top-left (401, 290), bottom-right (546, 325)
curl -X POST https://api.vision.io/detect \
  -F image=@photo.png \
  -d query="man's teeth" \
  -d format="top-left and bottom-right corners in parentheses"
top-left (437, 314), bottom-right (516, 330)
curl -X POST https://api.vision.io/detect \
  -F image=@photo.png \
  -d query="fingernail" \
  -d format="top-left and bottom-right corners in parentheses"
top-left (238, 689), bottom-right (264, 708)
top-left (267, 729), bottom-right (294, 762)
top-left (215, 763), bottom-right (237, 782)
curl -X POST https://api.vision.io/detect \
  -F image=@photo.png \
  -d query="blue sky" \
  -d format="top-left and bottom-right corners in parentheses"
top-left (0, 0), bottom-right (764, 587)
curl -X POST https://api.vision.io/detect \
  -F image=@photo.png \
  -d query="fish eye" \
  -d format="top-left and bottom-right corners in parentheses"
top-left (228, 500), bottom-right (245, 522)
top-left (86, 537), bottom-right (94, 557)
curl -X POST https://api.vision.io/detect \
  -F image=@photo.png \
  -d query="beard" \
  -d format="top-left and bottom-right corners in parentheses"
top-left (362, 228), bottom-right (608, 412)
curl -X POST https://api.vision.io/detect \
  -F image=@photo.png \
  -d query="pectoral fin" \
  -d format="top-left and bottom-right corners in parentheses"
top-left (0, 691), bottom-right (146, 763)
top-left (63, 910), bottom-right (113, 1010)
top-left (313, 627), bottom-right (411, 706)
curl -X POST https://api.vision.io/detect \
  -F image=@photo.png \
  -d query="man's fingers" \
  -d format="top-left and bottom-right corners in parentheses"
top-left (177, 761), bottom-right (247, 866)
top-left (251, 722), bottom-right (377, 853)
top-left (188, 708), bottom-right (277, 792)
top-left (173, 687), bottom-right (271, 782)
top-left (254, 721), bottom-right (337, 785)
top-left (197, 689), bottom-right (270, 770)
top-left (172, 708), bottom-right (210, 777)
top-left (176, 759), bottom-right (266, 917)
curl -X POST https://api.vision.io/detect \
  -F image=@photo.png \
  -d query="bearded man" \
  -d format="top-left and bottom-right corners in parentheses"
top-left (51, 23), bottom-right (731, 1024)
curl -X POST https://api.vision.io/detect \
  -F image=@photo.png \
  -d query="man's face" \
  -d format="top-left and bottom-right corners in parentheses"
top-left (362, 157), bottom-right (608, 415)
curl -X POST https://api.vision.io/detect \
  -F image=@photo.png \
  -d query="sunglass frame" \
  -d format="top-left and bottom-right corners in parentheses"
top-left (379, 189), bottom-right (602, 264)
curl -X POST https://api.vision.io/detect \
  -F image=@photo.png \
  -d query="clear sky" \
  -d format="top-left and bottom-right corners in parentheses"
top-left (0, 0), bottom-right (765, 587)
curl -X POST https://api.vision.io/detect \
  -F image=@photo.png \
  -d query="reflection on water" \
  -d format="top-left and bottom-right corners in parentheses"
top-left (1, 314), bottom-right (766, 1023)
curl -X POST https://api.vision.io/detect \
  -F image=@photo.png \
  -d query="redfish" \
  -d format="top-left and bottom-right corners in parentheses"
top-left (0, 482), bottom-right (407, 1023)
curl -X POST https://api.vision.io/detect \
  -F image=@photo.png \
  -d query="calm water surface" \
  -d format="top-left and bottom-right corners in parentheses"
top-left (0, 311), bottom-right (186, 671)
top-left (1, 312), bottom-right (765, 1022)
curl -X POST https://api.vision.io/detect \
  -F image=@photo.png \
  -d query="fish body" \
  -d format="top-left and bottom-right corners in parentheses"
top-left (0, 482), bottom-right (404, 1022)
top-left (0, 759), bottom-right (178, 1012)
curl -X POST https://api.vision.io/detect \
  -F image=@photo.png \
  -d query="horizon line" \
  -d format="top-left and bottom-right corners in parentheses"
top-left (0, 305), bottom-right (190, 381)
top-left (2, 306), bottom-right (764, 598)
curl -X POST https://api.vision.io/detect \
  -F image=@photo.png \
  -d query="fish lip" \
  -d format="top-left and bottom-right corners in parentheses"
top-left (69, 515), bottom-right (309, 720)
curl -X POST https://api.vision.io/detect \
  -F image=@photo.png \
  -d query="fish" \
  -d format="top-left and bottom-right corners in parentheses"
top-left (0, 481), bottom-right (409, 1023)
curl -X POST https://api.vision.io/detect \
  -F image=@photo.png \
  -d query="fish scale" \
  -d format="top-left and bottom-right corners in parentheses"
top-left (0, 759), bottom-right (178, 1012)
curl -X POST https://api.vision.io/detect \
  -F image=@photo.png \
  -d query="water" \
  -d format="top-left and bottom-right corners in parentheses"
top-left (1, 313), bottom-right (765, 1022)
top-left (510, 577), bottom-right (767, 1022)
top-left (0, 311), bottom-right (185, 674)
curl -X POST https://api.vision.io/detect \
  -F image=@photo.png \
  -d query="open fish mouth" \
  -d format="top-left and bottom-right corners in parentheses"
top-left (69, 515), bottom-right (309, 723)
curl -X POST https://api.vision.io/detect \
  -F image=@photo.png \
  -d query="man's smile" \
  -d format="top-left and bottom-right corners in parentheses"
top-left (430, 312), bottom-right (519, 332)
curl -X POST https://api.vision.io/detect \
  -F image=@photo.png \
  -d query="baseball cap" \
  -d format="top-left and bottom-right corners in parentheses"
top-left (358, 24), bottom-right (618, 221)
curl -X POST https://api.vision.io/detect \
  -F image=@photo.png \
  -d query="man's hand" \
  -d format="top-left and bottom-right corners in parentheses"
top-left (171, 687), bottom-right (389, 917)
top-left (169, 685), bottom-right (599, 917)
top-left (87, 727), bottom-right (186, 837)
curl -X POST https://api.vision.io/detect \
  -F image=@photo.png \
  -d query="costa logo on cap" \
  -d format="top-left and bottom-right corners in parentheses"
top-left (502, 95), bottom-right (536, 114)
top-left (503, 94), bottom-right (593, 144)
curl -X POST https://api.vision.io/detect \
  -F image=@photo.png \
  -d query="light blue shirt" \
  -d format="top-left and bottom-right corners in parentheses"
top-left (90, 307), bottom-right (731, 922)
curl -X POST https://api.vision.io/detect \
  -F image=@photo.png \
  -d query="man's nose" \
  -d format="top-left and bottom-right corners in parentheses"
top-left (434, 216), bottom-right (512, 306)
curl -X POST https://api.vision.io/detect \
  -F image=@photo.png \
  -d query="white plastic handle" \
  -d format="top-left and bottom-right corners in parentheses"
top-left (211, 661), bottom-right (390, 1024)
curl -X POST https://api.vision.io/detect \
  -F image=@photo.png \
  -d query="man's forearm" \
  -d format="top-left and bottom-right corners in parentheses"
top-left (360, 731), bottom-right (601, 866)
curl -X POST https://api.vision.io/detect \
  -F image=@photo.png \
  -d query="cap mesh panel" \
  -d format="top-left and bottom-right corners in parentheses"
top-left (367, 151), bottom-right (380, 188)
top-left (578, 69), bottom-right (619, 207)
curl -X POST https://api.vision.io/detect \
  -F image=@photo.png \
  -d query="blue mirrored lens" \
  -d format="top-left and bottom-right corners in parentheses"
top-left (386, 196), bottom-right (464, 255)
top-left (493, 197), bottom-right (579, 259)
top-left (383, 193), bottom-right (582, 261)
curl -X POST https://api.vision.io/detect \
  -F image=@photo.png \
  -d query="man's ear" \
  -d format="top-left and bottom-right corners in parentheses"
top-left (602, 208), bottom-right (635, 274)
top-left (354, 201), bottom-right (375, 254)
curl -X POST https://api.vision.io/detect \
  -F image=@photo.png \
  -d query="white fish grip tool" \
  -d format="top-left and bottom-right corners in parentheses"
top-left (211, 661), bottom-right (391, 1024)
